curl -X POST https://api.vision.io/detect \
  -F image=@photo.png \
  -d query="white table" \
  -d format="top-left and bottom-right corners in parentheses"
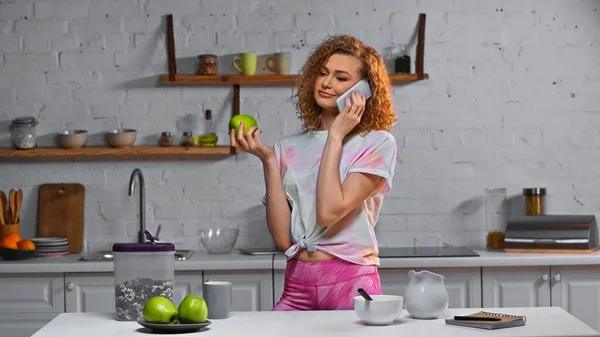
top-left (32, 307), bottom-right (600, 337)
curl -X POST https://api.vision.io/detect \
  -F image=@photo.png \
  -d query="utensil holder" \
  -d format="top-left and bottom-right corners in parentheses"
top-left (0, 223), bottom-right (20, 240)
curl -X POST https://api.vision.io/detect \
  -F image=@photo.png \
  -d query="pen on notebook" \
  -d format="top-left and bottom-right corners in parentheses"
top-left (453, 316), bottom-right (502, 321)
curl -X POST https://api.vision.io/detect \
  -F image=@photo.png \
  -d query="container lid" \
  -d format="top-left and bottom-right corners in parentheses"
top-left (12, 116), bottom-right (38, 125)
top-left (112, 242), bottom-right (175, 252)
top-left (198, 54), bottom-right (218, 63)
top-left (523, 188), bottom-right (546, 196)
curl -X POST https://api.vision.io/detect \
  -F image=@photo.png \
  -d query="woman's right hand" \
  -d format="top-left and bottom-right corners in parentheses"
top-left (230, 121), bottom-right (275, 162)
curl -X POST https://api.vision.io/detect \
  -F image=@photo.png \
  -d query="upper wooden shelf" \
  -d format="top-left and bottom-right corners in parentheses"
top-left (158, 73), bottom-right (429, 87)
top-left (0, 146), bottom-right (236, 162)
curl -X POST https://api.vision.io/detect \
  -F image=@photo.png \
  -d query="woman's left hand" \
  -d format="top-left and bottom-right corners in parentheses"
top-left (329, 90), bottom-right (366, 139)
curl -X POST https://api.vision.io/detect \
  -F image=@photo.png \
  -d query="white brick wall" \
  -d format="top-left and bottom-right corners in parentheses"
top-left (0, 0), bottom-right (599, 252)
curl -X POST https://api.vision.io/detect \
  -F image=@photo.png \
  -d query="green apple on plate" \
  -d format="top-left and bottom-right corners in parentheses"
top-left (178, 294), bottom-right (208, 324)
top-left (142, 296), bottom-right (179, 325)
top-left (229, 114), bottom-right (258, 134)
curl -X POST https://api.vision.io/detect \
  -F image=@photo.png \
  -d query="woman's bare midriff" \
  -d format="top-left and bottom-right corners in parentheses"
top-left (293, 248), bottom-right (337, 262)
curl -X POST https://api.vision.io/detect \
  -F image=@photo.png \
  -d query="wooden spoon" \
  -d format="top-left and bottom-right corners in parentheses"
top-left (14, 189), bottom-right (22, 224)
top-left (0, 190), bottom-right (6, 225)
top-left (8, 189), bottom-right (16, 224)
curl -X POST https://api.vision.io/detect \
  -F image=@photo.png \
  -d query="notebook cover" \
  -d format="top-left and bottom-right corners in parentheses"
top-left (445, 311), bottom-right (527, 330)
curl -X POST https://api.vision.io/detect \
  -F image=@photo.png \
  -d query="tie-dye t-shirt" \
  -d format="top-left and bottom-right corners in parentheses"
top-left (269, 129), bottom-right (397, 266)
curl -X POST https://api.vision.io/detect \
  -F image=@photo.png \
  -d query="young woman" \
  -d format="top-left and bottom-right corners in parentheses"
top-left (230, 35), bottom-right (398, 310)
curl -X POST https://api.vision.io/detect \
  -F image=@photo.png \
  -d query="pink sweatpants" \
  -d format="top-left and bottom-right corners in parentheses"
top-left (272, 258), bottom-right (382, 311)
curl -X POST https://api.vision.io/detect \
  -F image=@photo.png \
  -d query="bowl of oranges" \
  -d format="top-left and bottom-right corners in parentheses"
top-left (0, 232), bottom-right (36, 260)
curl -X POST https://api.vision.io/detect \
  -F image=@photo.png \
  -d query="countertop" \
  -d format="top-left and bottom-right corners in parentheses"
top-left (31, 307), bottom-right (600, 337)
top-left (273, 249), bottom-right (600, 269)
top-left (3, 248), bottom-right (600, 274)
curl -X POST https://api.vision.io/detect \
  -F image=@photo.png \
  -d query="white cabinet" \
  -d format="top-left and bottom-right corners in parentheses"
top-left (204, 270), bottom-right (273, 311)
top-left (64, 272), bottom-right (204, 313)
top-left (550, 265), bottom-right (600, 332)
top-left (379, 267), bottom-right (482, 308)
top-left (483, 265), bottom-right (600, 333)
top-left (0, 273), bottom-right (65, 337)
top-left (482, 266), bottom-right (551, 307)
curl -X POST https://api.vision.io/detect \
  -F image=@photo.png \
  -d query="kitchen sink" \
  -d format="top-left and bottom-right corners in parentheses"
top-left (79, 250), bottom-right (196, 261)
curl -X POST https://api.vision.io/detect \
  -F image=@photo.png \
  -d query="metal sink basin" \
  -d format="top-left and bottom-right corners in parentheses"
top-left (79, 250), bottom-right (196, 261)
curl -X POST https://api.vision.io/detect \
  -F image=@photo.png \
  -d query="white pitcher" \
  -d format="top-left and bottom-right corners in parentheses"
top-left (403, 270), bottom-right (449, 319)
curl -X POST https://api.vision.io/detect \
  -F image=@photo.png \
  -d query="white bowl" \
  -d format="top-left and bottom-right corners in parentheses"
top-left (354, 295), bottom-right (403, 326)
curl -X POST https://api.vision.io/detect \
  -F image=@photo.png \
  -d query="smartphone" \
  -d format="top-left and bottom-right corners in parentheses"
top-left (336, 79), bottom-right (372, 111)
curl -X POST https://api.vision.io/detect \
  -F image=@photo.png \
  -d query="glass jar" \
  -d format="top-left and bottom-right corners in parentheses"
top-left (197, 54), bottom-right (218, 75)
top-left (180, 131), bottom-right (195, 147)
top-left (523, 188), bottom-right (546, 215)
top-left (112, 242), bottom-right (175, 321)
top-left (159, 131), bottom-right (172, 147)
top-left (10, 116), bottom-right (38, 150)
top-left (485, 188), bottom-right (507, 249)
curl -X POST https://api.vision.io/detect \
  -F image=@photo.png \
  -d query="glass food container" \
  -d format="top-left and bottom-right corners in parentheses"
top-left (485, 188), bottom-right (507, 249)
top-left (10, 116), bottom-right (38, 150)
top-left (112, 241), bottom-right (175, 321)
top-left (523, 188), bottom-right (546, 215)
top-left (197, 54), bottom-right (218, 75)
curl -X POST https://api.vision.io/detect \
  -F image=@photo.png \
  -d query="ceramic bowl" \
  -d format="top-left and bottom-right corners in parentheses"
top-left (57, 129), bottom-right (88, 149)
top-left (354, 295), bottom-right (403, 326)
top-left (105, 129), bottom-right (137, 148)
top-left (0, 247), bottom-right (36, 260)
top-left (198, 228), bottom-right (238, 254)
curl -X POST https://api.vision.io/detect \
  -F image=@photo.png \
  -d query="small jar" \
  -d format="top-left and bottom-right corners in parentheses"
top-left (523, 188), bottom-right (546, 215)
top-left (180, 132), bottom-right (195, 147)
top-left (10, 116), bottom-right (38, 150)
top-left (159, 131), bottom-right (172, 147)
top-left (197, 54), bottom-right (218, 75)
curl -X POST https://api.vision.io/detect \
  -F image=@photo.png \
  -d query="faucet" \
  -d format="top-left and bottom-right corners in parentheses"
top-left (128, 168), bottom-right (146, 243)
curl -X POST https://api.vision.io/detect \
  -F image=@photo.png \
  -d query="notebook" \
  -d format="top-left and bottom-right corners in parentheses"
top-left (445, 311), bottom-right (527, 330)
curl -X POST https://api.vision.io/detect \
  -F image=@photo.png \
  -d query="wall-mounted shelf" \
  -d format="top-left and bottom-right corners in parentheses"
top-left (0, 146), bottom-right (234, 162)
top-left (158, 73), bottom-right (429, 87)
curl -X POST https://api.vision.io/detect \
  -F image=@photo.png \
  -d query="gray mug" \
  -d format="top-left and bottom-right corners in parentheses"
top-left (204, 281), bottom-right (232, 319)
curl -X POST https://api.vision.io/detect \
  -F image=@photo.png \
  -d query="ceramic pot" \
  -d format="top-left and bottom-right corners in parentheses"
top-left (403, 270), bottom-right (449, 319)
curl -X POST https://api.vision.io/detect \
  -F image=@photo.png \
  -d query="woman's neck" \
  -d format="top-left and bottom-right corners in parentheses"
top-left (318, 108), bottom-right (338, 131)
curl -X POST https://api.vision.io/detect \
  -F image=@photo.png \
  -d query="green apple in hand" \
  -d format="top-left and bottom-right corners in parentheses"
top-left (143, 296), bottom-right (179, 324)
top-left (178, 294), bottom-right (208, 324)
top-left (229, 114), bottom-right (258, 134)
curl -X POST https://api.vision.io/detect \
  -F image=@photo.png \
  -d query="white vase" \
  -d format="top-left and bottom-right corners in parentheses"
top-left (403, 270), bottom-right (449, 319)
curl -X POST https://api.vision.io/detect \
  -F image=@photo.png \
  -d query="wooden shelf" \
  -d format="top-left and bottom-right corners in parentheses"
top-left (158, 73), bottom-right (428, 87)
top-left (0, 146), bottom-right (236, 162)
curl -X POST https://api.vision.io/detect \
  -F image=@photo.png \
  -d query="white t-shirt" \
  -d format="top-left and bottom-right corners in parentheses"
top-left (267, 129), bottom-right (397, 266)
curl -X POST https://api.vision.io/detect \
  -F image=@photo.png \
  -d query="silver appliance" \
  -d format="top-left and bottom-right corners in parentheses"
top-left (378, 246), bottom-right (479, 258)
top-left (504, 214), bottom-right (598, 250)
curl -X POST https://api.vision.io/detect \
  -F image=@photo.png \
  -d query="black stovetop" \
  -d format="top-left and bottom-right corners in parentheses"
top-left (378, 246), bottom-right (479, 258)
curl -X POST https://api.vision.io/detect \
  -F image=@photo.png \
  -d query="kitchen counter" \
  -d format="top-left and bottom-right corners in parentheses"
top-left (3, 248), bottom-right (600, 274)
top-left (0, 251), bottom-right (274, 274)
top-left (272, 249), bottom-right (600, 269)
top-left (31, 307), bottom-right (600, 337)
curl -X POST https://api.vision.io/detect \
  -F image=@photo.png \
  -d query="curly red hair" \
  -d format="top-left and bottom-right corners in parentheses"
top-left (295, 35), bottom-right (397, 136)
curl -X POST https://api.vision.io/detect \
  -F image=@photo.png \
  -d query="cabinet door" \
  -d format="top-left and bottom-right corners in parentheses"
top-left (482, 266), bottom-right (551, 307)
top-left (65, 273), bottom-right (115, 313)
top-left (204, 270), bottom-right (273, 311)
top-left (0, 273), bottom-right (65, 337)
top-left (551, 265), bottom-right (600, 332)
top-left (64, 272), bottom-right (204, 312)
top-left (379, 267), bottom-right (482, 308)
top-left (273, 270), bottom-right (284, 308)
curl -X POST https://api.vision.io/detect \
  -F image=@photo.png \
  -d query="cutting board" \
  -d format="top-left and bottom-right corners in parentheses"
top-left (37, 183), bottom-right (85, 254)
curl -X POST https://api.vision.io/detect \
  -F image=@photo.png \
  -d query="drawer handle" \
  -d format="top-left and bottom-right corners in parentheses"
top-left (66, 282), bottom-right (74, 291)
top-left (541, 273), bottom-right (549, 281)
top-left (554, 274), bottom-right (561, 282)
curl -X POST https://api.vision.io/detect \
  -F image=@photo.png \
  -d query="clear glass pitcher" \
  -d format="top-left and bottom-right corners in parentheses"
top-left (484, 188), bottom-right (507, 249)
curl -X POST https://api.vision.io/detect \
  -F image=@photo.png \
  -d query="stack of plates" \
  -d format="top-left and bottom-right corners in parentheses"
top-left (30, 237), bottom-right (70, 257)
